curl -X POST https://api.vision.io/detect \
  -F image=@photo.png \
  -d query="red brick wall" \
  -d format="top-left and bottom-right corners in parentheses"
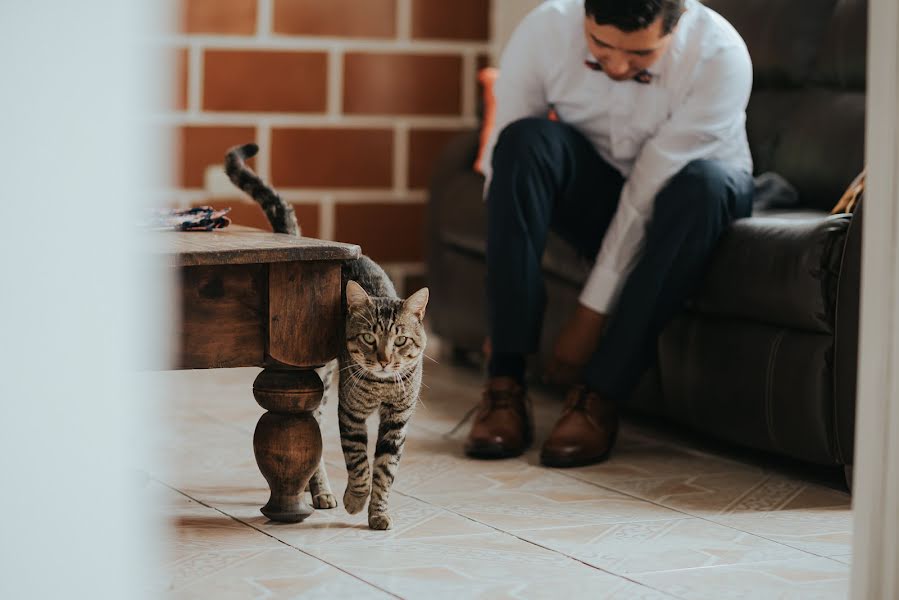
top-left (170, 0), bottom-right (490, 292)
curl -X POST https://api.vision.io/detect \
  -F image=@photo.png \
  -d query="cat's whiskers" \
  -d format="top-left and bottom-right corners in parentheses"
top-left (341, 365), bottom-right (368, 395)
top-left (424, 353), bottom-right (439, 364)
top-left (346, 369), bottom-right (366, 397)
top-left (341, 362), bottom-right (366, 394)
top-left (394, 369), bottom-right (407, 397)
top-left (416, 384), bottom-right (427, 409)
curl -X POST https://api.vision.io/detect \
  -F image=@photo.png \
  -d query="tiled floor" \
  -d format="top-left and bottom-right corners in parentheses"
top-left (146, 356), bottom-right (853, 599)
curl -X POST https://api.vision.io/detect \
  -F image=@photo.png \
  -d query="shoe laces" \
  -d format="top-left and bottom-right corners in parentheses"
top-left (484, 386), bottom-right (524, 410)
top-left (563, 386), bottom-right (615, 422)
top-left (444, 386), bottom-right (533, 439)
top-left (445, 404), bottom-right (479, 439)
top-left (564, 385), bottom-right (588, 411)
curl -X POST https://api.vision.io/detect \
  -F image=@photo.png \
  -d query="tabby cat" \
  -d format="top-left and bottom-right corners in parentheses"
top-left (225, 143), bottom-right (429, 530)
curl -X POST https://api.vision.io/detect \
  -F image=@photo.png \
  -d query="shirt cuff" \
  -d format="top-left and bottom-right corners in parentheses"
top-left (578, 264), bottom-right (623, 314)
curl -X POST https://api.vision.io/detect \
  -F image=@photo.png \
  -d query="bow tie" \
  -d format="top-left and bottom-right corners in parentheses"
top-left (584, 60), bottom-right (654, 84)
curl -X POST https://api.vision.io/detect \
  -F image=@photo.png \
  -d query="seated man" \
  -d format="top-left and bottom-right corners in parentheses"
top-left (465, 0), bottom-right (754, 467)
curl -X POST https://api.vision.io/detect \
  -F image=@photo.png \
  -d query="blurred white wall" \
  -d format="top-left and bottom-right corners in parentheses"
top-left (492, 0), bottom-right (544, 59)
top-left (851, 0), bottom-right (899, 596)
top-left (0, 1), bottom-right (172, 597)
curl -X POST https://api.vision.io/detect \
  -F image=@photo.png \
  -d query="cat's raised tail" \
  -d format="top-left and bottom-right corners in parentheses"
top-left (224, 143), bottom-right (300, 237)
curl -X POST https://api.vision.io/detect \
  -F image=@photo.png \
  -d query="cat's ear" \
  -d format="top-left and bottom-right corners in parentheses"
top-left (346, 280), bottom-right (371, 311)
top-left (403, 287), bottom-right (429, 322)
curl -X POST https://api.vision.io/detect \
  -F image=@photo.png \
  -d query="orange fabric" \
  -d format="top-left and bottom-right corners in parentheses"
top-left (474, 67), bottom-right (499, 175)
top-left (831, 169), bottom-right (865, 214)
top-left (473, 67), bottom-right (558, 175)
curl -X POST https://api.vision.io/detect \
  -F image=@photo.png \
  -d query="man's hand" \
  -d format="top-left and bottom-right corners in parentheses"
top-left (545, 304), bottom-right (607, 385)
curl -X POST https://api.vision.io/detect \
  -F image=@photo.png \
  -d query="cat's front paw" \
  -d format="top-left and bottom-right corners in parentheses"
top-left (368, 512), bottom-right (392, 530)
top-left (343, 489), bottom-right (369, 515)
top-left (313, 493), bottom-right (338, 509)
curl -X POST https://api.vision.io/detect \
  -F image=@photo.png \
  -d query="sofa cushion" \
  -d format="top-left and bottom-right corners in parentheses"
top-left (770, 91), bottom-right (866, 212)
top-left (693, 214), bottom-right (851, 334)
top-left (747, 89), bottom-right (865, 212)
top-left (703, 0), bottom-right (838, 89)
top-left (811, 0), bottom-right (868, 90)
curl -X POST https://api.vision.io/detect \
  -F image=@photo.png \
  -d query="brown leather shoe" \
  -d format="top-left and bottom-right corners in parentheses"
top-left (464, 378), bottom-right (532, 459)
top-left (540, 386), bottom-right (618, 468)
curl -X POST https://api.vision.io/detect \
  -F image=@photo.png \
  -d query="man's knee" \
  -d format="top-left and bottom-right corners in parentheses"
top-left (493, 117), bottom-right (562, 167)
top-left (654, 159), bottom-right (730, 221)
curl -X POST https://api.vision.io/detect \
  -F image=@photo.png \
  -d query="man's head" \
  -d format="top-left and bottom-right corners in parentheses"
top-left (583, 0), bottom-right (685, 81)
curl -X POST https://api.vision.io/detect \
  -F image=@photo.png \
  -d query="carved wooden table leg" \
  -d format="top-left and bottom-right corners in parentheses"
top-left (252, 368), bottom-right (324, 523)
top-left (254, 260), bottom-right (341, 522)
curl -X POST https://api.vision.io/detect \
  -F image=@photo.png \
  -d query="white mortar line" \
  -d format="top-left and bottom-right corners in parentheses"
top-left (327, 48), bottom-right (344, 118)
top-left (294, 191), bottom-right (428, 203)
top-left (382, 262), bottom-right (428, 296)
top-left (382, 265), bottom-right (404, 293)
top-left (488, 0), bottom-right (503, 66)
top-left (187, 43), bottom-right (203, 114)
top-left (256, 120), bottom-right (272, 181)
top-left (319, 195), bottom-right (336, 240)
top-left (394, 122), bottom-right (410, 193)
top-left (384, 262), bottom-right (427, 274)
top-left (163, 34), bottom-right (489, 54)
top-left (257, 0), bottom-right (273, 37)
top-left (164, 189), bottom-right (429, 202)
top-left (285, 190), bottom-right (428, 202)
top-left (397, 0), bottom-right (412, 40)
top-left (155, 112), bottom-right (477, 128)
top-left (461, 50), bottom-right (477, 119)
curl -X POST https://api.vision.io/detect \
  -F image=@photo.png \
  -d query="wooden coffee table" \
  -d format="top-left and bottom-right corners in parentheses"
top-left (156, 226), bottom-right (360, 523)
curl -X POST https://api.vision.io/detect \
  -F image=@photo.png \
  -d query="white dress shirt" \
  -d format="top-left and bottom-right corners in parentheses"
top-left (482, 0), bottom-right (753, 314)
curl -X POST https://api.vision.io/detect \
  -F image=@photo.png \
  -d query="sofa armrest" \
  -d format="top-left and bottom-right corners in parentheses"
top-left (693, 215), bottom-right (852, 334)
top-left (833, 204), bottom-right (861, 465)
top-left (426, 130), bottom-right (485, 341)
top-left (427, 130), bottom-right (487, 256)
top-left (429, 130), bottom-right (481, 195)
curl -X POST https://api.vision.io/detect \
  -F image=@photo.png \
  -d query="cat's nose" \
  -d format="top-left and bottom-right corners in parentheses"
top-left (379, 359), bottom-right (390, 368)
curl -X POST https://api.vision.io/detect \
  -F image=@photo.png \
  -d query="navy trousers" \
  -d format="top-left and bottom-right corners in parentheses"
top-left (486, 117), bottom-right (754, 402)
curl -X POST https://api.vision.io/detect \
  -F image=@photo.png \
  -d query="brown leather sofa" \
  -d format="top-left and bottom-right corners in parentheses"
top-left (426, 0), bottom-right (865, 478)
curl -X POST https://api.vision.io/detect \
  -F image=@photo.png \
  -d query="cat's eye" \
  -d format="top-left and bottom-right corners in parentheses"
top-left (394, 336), bottom-right (408, 347)
top-left (361, 333), bottom-right (376, 345)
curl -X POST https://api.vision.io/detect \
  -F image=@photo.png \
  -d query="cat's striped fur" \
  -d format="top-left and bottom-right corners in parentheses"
top-left (226, 143), bottom-right (428, 530)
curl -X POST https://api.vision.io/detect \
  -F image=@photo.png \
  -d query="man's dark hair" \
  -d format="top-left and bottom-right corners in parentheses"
top-left (584, 0), bottom-right (686, 34)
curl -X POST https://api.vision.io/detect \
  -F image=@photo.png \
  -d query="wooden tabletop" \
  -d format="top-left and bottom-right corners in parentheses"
top-left (154, 226), bottom-right (361, 267)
